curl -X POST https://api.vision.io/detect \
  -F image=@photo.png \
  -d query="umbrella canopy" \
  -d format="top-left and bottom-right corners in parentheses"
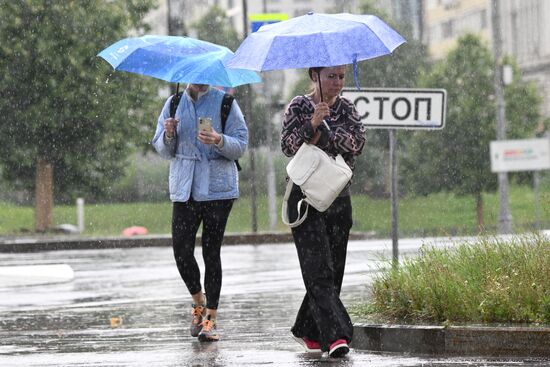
top-left (225, 12), bottom-right (405, 72)
top-left (98, 35), bottom-right (262, 87)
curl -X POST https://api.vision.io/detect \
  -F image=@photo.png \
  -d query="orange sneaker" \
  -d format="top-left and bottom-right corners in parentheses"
top-left (190, 304), bottom-right (205, 337)
top-left (198, 315), bottom-right (219, 342)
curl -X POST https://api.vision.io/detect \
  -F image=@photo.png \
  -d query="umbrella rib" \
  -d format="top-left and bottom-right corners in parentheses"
top-left (258, 35), bottom-right (278, 72)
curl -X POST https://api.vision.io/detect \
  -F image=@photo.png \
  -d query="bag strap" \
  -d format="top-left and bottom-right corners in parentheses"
top-left (281, 179), bottom-right (309, 228)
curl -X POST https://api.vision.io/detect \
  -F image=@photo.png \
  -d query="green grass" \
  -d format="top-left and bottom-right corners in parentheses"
top-left (0, 184), bottom-right (548, 236)
top-left (351, 234), bottom-right (550, 325)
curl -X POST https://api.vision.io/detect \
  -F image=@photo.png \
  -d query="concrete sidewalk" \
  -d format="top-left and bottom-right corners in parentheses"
top-left (1, 232), bottom-right (549, 361)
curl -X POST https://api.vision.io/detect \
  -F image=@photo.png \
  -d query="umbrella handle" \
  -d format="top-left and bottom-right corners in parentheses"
top-left (316, 71), bottom-right (331, 130)
top-left (317, 71), bottom-right (323, 102)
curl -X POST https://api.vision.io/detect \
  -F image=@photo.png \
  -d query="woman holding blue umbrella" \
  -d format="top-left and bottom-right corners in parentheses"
top-left (152, 82), bottom-right (248, 342)
top-left (99, 34), bottom-right (260, 343)
top-left (281, 65), bottom-right (366, 357)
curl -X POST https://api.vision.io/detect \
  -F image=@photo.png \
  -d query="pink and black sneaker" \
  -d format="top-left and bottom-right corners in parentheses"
top-left (292, 335), bottom-right (322, 353)
top-left (328, 339), bottom-right (350, 358)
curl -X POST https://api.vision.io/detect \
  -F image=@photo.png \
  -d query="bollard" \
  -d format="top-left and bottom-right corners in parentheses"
top-left (76, 198), bottom-right (85, 233)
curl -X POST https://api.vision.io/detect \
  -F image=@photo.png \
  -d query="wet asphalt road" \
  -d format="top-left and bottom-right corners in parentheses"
top-left (0, 238), bottom-right (549, 366)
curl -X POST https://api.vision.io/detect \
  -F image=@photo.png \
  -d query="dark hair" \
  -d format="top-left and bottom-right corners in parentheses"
top-left (308, 67), bottom-right (324, 81)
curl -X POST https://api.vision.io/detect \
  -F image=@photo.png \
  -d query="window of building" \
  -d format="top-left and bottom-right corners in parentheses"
top-left (480, 9), bottom-right (487, 29)
top-left (442, 0), bottom-right (460, 10)
top-left (442, 20), bottom-right (454, 39)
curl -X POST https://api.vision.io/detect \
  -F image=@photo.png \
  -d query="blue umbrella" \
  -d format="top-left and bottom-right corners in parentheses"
top-left (98, 35), bottom-right (262, 88)
top-left (225, 12), bottom-right (405, 94)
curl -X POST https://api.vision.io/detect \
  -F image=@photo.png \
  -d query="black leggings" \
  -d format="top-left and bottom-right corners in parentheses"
top-left (288, 184), bottom-right (354, 351)
top-left (171, 198), bottom-right (234, 310)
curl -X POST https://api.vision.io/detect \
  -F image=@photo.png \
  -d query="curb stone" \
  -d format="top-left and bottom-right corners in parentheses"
top-left (352, 324), bottom-right (550, 357)
top-left (0, 231), bottom-right (373, 253)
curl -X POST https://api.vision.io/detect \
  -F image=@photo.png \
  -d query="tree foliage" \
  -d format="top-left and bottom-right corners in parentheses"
top-left (191, 5), bottom-right (241, 52)
top-left (402, 34), bottom-right (541, 197)
top-left (352, 0), bottom-right (430, 196)
top-left (0, 0), bottom-right (162, 203)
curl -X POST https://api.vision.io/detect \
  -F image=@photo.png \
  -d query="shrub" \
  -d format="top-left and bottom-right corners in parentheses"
top-left (361, 234), bottom-right (550, 325)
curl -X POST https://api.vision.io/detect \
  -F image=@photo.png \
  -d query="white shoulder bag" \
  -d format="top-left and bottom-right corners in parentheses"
top-left (281, 143), bottom-right (352, 228)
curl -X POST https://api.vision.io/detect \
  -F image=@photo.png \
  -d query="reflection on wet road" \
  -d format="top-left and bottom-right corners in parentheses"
top-left (0, 240), bottom-right (548, 366)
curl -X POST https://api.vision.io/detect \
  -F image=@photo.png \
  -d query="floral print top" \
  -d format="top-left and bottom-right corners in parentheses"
top-left (281, 94), bottom-right (366, 172)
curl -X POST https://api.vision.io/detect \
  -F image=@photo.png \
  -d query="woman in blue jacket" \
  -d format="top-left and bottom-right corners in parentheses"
top-left (152, 83), bottom-right (248, 342)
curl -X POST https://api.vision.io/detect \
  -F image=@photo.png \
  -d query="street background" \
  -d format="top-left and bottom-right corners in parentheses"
top-left (1, 236), bottom-right (549, 366)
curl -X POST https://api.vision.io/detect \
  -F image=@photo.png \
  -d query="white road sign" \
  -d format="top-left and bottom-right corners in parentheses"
top-left (490, 138), bottom-right (550, 172)
top-left (341, 88), bottom-right (447, 129)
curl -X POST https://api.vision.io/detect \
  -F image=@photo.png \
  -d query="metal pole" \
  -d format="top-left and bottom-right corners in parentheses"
top-left (264, 78), bottom-right (278, 231)
top-left (242, 0), bottom-right (258, 232)
top-left (534, 171), bottom-right (541, 230)
top-left (76, 198), bottom-right (85, 233)
top-left (262, 0), bottom-right (277, 231)
top-left (389, 130), bottom-right (399, 268)
top-left (491, 0), bottom-right (513, 234)
top-left (167, 0), bottom-right (186, 95)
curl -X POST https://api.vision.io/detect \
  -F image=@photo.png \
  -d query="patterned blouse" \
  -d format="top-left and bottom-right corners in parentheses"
top-left (281, 95), bottom-right (366, 172)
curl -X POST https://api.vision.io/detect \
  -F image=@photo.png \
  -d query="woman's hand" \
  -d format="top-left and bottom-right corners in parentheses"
top-left (311, 102), bottom-right (330, 129)
top-left (198, 129), bottom-right (223, 146)
top-left (309, 130), bottom-right (322, 145)
top-left (164, 117), bottom-right (178, 138)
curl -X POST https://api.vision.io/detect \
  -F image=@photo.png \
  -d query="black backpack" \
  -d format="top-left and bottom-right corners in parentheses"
top-left (169, 92), bottom-right (241, 171)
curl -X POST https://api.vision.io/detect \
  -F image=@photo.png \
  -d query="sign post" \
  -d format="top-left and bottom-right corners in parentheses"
top-left (342, 88), bottom-right (447, 266)
top-left (490, 138), bottom-right (550, 229)
top-left (248, 13), bottom-right (288, 231)
top-left (342, 88), bottom-right (446, 129)
top-left (249, 13), bottom-right (288, 33)
top-left (490, 138), bottom-right (550, 173)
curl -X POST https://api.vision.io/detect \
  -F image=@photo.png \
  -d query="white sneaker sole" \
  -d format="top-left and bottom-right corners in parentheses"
top-left (328, 342), bottom-right (349, 358)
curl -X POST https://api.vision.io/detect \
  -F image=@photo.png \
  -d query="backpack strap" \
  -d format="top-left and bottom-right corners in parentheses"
top-left (169, 91), bottom-right (183, 118)
top-left (221, 93), bottom-right (234, 131)
top-left (168, 91), bottom-right (242, 171)
top-left (220, 93), bottom-right (242, 171)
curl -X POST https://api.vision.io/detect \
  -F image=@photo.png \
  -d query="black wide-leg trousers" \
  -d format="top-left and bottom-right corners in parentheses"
top-left (288, 184), bottom-right (354, 352)
top-left (171, 198), bottom-right (234, 310)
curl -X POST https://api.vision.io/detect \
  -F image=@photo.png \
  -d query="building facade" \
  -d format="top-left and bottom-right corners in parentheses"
top-left (423, 0), bottom-right (550, 117)
top-left (147, 0), bottom-right (550, 116)
top-left (148, 0), bottom-right (358, 36)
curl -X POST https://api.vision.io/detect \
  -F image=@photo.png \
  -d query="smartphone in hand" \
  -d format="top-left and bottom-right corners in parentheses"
top-left (198, 117), bottom-right (213, 133)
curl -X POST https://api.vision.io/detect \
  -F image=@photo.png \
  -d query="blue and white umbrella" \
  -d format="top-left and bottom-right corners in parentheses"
top-left (226, 12), bottom-right (405, 92)
top-left (98, 35), bottom-right (262, 88)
